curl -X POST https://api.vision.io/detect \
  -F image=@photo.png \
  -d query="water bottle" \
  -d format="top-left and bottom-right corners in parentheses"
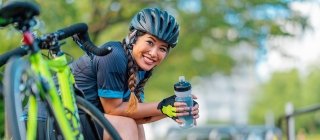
top-left (174, 76), bottom-right (194, 129)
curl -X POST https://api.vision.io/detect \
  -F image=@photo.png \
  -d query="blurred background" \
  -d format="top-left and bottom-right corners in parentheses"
top-left (1, 0), bottom-right (320, 139)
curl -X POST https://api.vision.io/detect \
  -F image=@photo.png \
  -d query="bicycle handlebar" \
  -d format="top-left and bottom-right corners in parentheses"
top-left (82, 40), bottom-right (112, 56)
top-left (73, 31), bottom-right (112, 56)
top-left (47, 22), bottom-right (112, 56)
top-left (55, 23), bottom-right (88, 40)
top-left (0, 23), bottom-right (111, 67)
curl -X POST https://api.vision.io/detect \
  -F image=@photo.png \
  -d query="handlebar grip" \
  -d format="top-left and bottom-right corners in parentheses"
top-left (73, 29), bottom-right (112, 56)
top-left (55, 23), bottom-right (88, 40)
top-left (0, 46), bottom-right (28, 67)
top-left (82, 41), bottom-right (112, 56)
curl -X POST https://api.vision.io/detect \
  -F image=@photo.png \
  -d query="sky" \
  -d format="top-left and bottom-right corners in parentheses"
top-left (257, 1), bottom-right (320, 81)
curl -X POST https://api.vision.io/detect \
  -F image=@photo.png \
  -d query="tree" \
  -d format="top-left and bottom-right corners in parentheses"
top-left (250, 66), bottom-right (320, 135)
top-left (0, 0), bottom-right (308, 97)
top-left (0, 0), bottom-right (311, 137)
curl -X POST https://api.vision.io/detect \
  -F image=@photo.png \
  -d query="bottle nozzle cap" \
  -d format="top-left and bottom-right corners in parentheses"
top-left (174, 76), bottom-right (191, 92)
top-left (179, 76), bottom-right (185, 82)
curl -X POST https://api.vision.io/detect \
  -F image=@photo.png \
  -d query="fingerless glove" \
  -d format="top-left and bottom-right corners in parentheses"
top-left (157, 95), bottom-right (177, 120)
top-left (157, 95), bottom-right (199, 120)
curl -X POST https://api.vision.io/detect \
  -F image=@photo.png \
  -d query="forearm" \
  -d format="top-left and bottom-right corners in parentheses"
top-left (104, 101), bottom-right (163, 119)
top-left (135, 115), bottom-right (166, 124)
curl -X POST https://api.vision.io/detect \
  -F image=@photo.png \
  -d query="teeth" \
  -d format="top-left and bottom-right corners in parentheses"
top-left (144, 56), bottom-right (154, 64)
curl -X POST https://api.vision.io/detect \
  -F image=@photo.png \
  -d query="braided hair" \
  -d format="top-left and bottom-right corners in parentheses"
top-left (122, 30), bottom-right (153, 114)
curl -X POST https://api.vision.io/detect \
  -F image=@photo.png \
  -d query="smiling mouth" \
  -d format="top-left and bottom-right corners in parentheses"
top-left (143, 56), bottom-right (155, 65)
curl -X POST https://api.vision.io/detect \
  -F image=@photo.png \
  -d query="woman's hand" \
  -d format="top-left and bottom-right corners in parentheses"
top-left (174, 94), bottom-right (199, 125)
top-left (158, 94), bottom-right (200, 125)
top-left (191, 94), bottom-right (200, 125)
top-left (157, 95), bottom-right (178, 120)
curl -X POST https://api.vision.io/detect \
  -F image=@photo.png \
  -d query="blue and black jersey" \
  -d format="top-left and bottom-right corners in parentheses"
top-left (70, 41), bottom-right (146, 110)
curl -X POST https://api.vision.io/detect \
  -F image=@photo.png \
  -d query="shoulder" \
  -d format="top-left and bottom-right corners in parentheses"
top-left (99, 41), bottom-right (126, 59)
top-left (93, 41), bottom-right (128, 72)
top-left (100, 41), bottom-right (123, 49)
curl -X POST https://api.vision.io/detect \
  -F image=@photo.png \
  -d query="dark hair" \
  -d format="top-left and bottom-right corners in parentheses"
top-left (122, 30), bottom-right (153, 114)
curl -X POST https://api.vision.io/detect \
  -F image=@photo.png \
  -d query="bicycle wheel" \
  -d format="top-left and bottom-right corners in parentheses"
top-left (4, 57), bottom-right (33, 140)
top-left (45, 95), bottom-right (121, 140)
top-left (75, 95), bottom-right (122, 140)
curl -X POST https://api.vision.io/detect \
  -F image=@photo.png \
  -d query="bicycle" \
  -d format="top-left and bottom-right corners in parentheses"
top-left (0, 1), bottom-right (121, 140)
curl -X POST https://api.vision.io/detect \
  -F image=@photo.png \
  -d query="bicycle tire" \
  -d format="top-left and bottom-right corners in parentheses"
top-left (75, 95), bottom-right (122, 140)
top-left (4, 57), bottom-right (31, 140)
top-left (3, 57), bottom-right (120, 140)
top-left (3, 57), bottom-right (72, 140)
top-left (45, 95), bottom-right (121, 140)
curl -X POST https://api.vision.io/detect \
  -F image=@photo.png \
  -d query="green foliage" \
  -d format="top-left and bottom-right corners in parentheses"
top-left (250, 66), bottom-right (320, 135)
top-left (0, 0), bottom-right (312, 136)
top-left (250, 69), bottom-right (301, 122)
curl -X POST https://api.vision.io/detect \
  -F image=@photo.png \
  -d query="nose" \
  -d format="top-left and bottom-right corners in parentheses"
top-left (149, 47), bottom-right (157, 57)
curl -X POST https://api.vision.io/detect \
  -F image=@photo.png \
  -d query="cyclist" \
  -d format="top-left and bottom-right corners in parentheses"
top-left (71, 7), bottom-right (200, 140)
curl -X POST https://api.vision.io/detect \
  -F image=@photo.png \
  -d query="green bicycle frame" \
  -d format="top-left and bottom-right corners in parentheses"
top-left (26, 93), bottom-right (37, 140)
top-left (47, 53), bottom-right (83, 139)
top-left (28, 51), bottom-right (77, 140)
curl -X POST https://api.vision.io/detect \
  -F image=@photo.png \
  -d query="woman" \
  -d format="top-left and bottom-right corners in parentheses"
top-left (71, 7), bottom-right (200, 140)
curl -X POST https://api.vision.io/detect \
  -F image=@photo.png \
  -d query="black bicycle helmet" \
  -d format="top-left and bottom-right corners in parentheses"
top-left (129, 8), bottom-right (180, 48)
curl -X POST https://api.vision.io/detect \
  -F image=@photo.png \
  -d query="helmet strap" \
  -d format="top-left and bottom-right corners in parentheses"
top-left (125, 29), bottom-right (138, 50)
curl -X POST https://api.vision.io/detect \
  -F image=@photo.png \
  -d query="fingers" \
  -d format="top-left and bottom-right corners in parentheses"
top-left (191, 94), bottom-right (198, 99)
top-left (175, 107), bottom-right (191, 117)
top-left (189, 104), bottom-right (199, 119)
top-left (172, 99), bottom-right (199, 126)
top-left (175, 112), bottom-right (189, 117)
top-left (175, 105), bottom-right (189, 112)
top-left (192, 112), bottom-right (199, 119)
top-left (175, 119), bottom-right (183, 124)
top-left (175, 107), bottom-right (199, 117)
top-left (193, 103), bottom-right (199, 109)
top-left (174, 101), bottom-right (187, 107)
top-left (174, 101), bottom-right (199, 119)
top-left (174, 102), bottom-right (189, 116)
top-left (174, 102), bottom-right (199, 114)
top-left (191, 106), bottom-right (199, 119)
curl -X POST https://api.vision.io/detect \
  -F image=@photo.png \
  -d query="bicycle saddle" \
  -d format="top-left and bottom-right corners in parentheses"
top-left (0, 1), bottom-right (40, 27)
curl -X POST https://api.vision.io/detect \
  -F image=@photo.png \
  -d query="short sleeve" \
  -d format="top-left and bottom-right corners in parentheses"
top-left (93, 42), bottom-right (128, 99)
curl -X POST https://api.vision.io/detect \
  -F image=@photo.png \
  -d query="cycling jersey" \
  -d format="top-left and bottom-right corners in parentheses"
top-left (71, 41), bottom-right (146, 110)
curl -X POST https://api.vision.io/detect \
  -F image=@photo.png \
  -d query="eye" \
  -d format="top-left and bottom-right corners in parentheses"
top-left (146, 40), bottom-right (154, 46)
top-left (160, 47), bottom-right (168, 52)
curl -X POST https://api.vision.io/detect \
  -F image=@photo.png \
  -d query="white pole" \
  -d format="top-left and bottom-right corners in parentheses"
top-left (285, 102), bottom-right (295, 140)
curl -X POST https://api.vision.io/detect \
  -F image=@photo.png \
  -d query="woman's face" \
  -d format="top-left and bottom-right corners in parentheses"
top-left (132, 34), bottom-right (169, 71)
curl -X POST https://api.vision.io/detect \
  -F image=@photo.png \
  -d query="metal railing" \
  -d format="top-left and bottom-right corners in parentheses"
top-left (277, 102), bottom-right (320, 140)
